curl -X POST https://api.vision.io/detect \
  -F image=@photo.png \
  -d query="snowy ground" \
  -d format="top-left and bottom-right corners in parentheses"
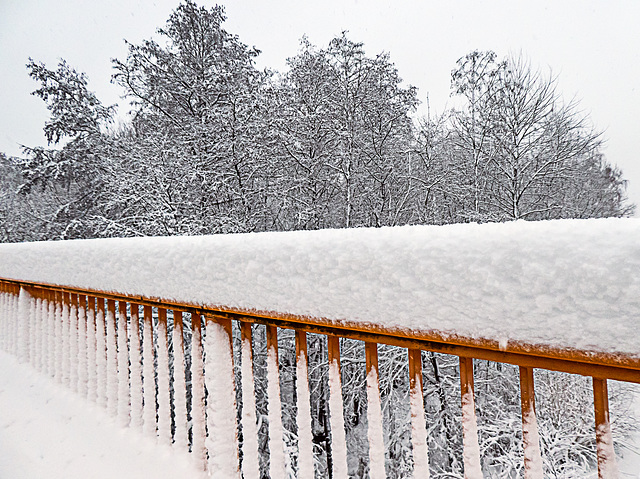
top-left (0, 350), bottom-right (206, 479)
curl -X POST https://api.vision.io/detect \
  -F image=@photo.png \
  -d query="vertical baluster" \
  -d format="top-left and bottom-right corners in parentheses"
top-left (18, 286), bottom-right (31, 362)
top-left (172, 311), bottom-right (188, 451)
top-left (34, 291), bottom-right (44, 372)
top-left (86, 296), bottom-right (97, 402)
top-left (408, 349), bottom-right (429, 478)
top-left (459, 356), bottom-right (481, 479)
top-left (117, 301), bottom-right (131, 427)
top-left (61, 292), bottom-right (70, 386)
top-left (69, 294), bottom-right (79, 393)
top-left (96, 298), bottom-right (107, 408)
top-left (129, 303), bottom-right (143, 430)
top-left (327, 335), bottom-right (348, 479)
top-left (239, 322), bottom-right (260, 478)
top-left (295, 330), bottom-right (314, 479)
top-left (266, 325), bottom-right (286, 479)
top-left (0, 285), bottom-right (5, 351)
top-left (28, 288), bottom-right (37, 365)
top-left (54, 291), bottom-right (64, 382)
top-left (593, 378), bottom-right (619, 478)
top-left (142, 305), bottom-right (156, 438)
top-left (365, 342), bottom-right (386, 479)
top-left (106, 299), bottom-right (118, 416)
top-left (77, 295), bottom-right (88, 396)
top-left (519, 366), bottom-right (543, 478)
top-left (204, 315), bottom-right (240, 477)
top-left (157, 308), bottom-right (171, 444)
top-left (190, 312), bottom-right (207, 469)
top-left (47, 290), bottom-right (57, 378)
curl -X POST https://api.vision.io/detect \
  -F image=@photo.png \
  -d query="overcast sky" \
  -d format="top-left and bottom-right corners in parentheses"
top-left (1, 0), bottom-right (639, 210)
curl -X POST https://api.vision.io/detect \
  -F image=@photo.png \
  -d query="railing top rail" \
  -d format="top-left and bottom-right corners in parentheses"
top-left (1, 218), bottom-right (639, 380)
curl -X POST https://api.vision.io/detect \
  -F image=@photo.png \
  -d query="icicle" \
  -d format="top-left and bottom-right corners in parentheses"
top-left (172, 311), bottom-right (188, 451)
top-left (69, 295), bottom-right (79, 393)
top-left (86, 297), bottom-right (98, 402)
top-left (365, 343), bottom-right (386, 479)
top-left (156, 309), bottom-right (171, 445)
top-left (129, 304), bottom-right (143, 430)
top-left (190, 313), bottom-right (207, 469)
top-left (327, 336), bottom-right (348, 479)
top-left (409, 349), bottom-right (429, 479)
top-left (77, 296), bottom-right (88, 397)
top-left (117, 301), bottom-right (130, 427)
top-left (204, 316), bottom-right (240, 478)
top-left (266, 326), bottom-right (286, 479)
top-left (142, 306), bottom-right (156, 438)
top-left (95, 299), bottom-right (107, 408)
top-left (295, 331), bottom-right (314, 479)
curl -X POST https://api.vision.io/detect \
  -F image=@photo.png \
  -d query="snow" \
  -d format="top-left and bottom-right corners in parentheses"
top-left (156, 312), bottom-right (171, 445)
top-left (521, 408), bottom-right (543, 477)
top-left (171, 312), bottom-right (188, 452)
top-left (141, 308), bottom-right (156, 438)
top-left (409, 355), bottom-right (430, 479)
top-left (190, 316), bottom-right (207, 467)
top-left (1, 218), bottom-right (639, 356)
top-left (117, 305), bottom-right (130, 427)
top-left (0, 349), bottom-right (205, 479)
top-left (128, 305), bottom-right (143, 430)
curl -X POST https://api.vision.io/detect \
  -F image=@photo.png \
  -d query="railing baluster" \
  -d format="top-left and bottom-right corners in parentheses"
top-left (239, 321), bottom-right (260, 478)
top-left (172, 311), bottom-right (188, 451)
top-left (61, 292), bottom-right (70, 386)
top-left (86, 296), bottom-right (97, 402)
top-left (327, 335), bottom-right (348, 478)
top-left (593, 378), bottom-right (619, 478)
top-left (408, 348), bottom-right (430, 478)
top-left (69, 294), bottom-right (79, 393)
top-left (54, 291), bottom-right (63, 382)
top-left (77, 295), bottom-right (88, 396)
top-left (365, 342), bottom-right (386, 479)
top-left (48, 290), bottom-right (57, 379)
top-left (117, 301), bottom-right (130, 427)
top-left (204, 315), bottom-right (240, 477)
top-left (190, 312), bottom-right (207, 468)
top-left (459, 356), bottom-right (482, 479)
top-left (96, 298), bottom-right (108, 407)
top-left (519, 366), bottom-right (543, 478)
top-left (266, 325), bottom-right (286, 479)
top-left (17, 286), bottom-right (30, 362)
top-left (129, 303), bottom-right (143, 430)
top-left (28, 287), bottom-right (37, 366)
top-left (35, 291), bottom-right (44, 372)
top-left (295, 330), bottom-right (314, 479)
top-left (106, 299), bottom-right (118, 416)
top-left (142, 305), bottom-right (156, 437)
top-left (157, 308), bottom-right (172, 444)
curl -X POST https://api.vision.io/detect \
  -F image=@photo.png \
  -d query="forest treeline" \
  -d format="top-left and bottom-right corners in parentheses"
top-left (1, 2), bottom-right (637, 478)
top-left (0, 1), bottom-right (634, 242)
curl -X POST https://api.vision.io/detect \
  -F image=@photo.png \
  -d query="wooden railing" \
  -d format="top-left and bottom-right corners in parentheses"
top-left (0, 277), bottom-right (636, 478)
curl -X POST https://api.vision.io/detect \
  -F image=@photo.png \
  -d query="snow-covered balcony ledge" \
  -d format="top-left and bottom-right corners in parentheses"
top-left (1, 217), bottom-right (639, 478)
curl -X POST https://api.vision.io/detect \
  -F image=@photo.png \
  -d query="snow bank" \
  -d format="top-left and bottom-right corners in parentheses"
top-left (1, 218), bottom-right (639, 356)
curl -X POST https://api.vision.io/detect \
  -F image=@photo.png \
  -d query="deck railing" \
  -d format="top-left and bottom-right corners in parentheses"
top-left (0, 277), bottom-right (636, 478)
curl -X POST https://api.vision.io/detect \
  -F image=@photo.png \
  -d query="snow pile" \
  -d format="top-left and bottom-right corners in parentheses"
top-left (1, 218), bottom-right (639, 356)
top-left (0, 349), bottom-right (205, 479)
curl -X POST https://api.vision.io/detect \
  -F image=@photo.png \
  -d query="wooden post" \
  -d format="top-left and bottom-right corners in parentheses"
top-left (106, 299), bottom-right (118, 417)
top-left (129, 304), bottom-right (143, 430)
top-left (365, 342), bottom-right (386, 479)
top-left (408, 348), bottom-right (429, 478)
top-left (593, 378), bottom-right (619, 478)
top-left (519, 366), bottom-right (543, 478)
top-left (172, 310), bottom-right (188, 451)
top-left (142, 305), bottom-right (156, 437)
top-left (117, 301), bottom-right (130, 427)
top-left (459, 356), bottom-right (482, 479)
top-left (327, 335), bottom-right (348, 479)
top-left (204, 315), bottom-right (240, 477)
top-left (190, 312), bottom-right (207, 468)
top-left (156, 308), bottom-right (171, 444)
top-left (295, 330), bottom-right (314, 479)
top-left (266, 324), bottom-right (286, 479)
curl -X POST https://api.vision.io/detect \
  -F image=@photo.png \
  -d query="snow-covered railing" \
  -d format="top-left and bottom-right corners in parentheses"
top-left (1, 219), bottom-right (639, 478)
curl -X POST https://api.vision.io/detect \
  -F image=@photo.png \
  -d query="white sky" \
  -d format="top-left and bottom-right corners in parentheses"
top-left (1, 0), bottom-right (639, 210)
